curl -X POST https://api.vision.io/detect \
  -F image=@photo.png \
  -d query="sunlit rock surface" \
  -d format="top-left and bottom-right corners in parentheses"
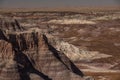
top-left (0, 19), bottom-right (87, 80)
top-left (0, 10), bottom-right (120, 80)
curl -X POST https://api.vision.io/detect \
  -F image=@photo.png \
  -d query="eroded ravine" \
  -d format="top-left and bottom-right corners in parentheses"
top-left (0, 19), bottom-right (88, 80)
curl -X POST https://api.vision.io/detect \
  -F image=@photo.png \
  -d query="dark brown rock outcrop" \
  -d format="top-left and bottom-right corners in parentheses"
top-left (0, 19), bottom-right (85, 80)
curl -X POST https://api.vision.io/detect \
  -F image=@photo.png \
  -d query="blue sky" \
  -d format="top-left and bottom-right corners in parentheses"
top-left (0, 0), bottom-right (120, 8)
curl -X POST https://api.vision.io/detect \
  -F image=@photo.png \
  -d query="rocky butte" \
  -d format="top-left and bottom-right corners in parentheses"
top-left (0, 19), bottom-right (93, 80)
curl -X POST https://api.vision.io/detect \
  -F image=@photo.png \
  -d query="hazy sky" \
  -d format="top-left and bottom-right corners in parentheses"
top-left (0, 0), bottom-right (120, 8)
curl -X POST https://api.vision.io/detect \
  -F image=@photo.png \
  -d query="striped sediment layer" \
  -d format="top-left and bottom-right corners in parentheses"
top-left (0, 60), bottom-right (21, 80)
top-left (0, 19), bottom-right (85, 80)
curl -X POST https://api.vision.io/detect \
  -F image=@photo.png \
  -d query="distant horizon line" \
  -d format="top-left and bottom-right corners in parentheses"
top-left (0, 6), bottom-right (120, 12)
top-left (0, 3), bottom-right (120, 8)
top-left (0, 5), bottom-right (120, 8)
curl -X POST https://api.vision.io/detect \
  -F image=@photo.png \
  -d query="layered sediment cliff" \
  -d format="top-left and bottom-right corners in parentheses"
top-left (0, 19), bottom-right (86, 80)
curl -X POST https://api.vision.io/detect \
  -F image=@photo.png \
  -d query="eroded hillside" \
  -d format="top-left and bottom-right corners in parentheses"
top-left (0, 10), bottom-right (120, 80)
top-left (0, 19), bottom-right (90, 80)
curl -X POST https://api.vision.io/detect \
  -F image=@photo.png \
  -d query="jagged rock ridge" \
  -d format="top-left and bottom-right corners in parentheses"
top-left (0, 19), bottom-right (87, 80)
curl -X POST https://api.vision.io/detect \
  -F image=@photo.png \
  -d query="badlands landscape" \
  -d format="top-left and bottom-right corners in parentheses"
top-left (0, 9), bottom-right (120, 80)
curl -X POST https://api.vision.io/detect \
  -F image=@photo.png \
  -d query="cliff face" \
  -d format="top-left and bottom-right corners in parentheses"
top-left (0, 19), bottom-right (85, 80)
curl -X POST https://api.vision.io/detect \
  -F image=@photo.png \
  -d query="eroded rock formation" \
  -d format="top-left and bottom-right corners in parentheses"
top-left (46, 35), bottom-right (111, 61)
top-left (0, 19), bottom-right (86, 80)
